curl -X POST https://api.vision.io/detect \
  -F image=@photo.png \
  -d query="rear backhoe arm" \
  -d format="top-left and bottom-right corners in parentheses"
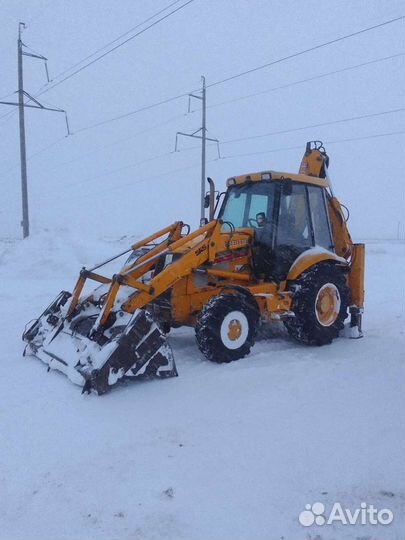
top-left (327, 195), bottom-right (353, 259)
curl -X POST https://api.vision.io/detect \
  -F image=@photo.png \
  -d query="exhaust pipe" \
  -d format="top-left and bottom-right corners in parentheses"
top-left (207, 177), bottom-right (216, 221)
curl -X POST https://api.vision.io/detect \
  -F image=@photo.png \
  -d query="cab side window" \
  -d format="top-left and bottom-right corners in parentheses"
top-left (220, 191), bottom-right (247, 228)
top-left (276, 183), bottom-right (312, 248)
top-left (307, 186), bottom-right (333, 250)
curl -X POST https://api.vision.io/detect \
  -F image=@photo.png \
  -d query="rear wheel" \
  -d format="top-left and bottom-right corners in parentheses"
top-left (195, 292), bottom-right (260, 363)
top-left (284, 262), bottom-right (349, 345)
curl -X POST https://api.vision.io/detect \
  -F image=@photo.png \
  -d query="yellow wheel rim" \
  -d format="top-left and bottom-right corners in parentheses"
top-left (315, 283), bottom-right (341, 327)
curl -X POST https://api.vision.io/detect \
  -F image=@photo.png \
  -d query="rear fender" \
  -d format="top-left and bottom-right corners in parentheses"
top-left (287, 248), bottom-right (348, 281)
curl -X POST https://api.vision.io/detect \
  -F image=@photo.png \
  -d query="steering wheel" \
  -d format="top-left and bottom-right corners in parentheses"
top-left (248, 218), bottom-right (258, 228)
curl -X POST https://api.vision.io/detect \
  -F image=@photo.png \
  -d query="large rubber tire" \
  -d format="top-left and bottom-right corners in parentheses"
top-left (284, 262), bottom-right (350, 346)
top-left (195, 292), bottom-right (260, 363)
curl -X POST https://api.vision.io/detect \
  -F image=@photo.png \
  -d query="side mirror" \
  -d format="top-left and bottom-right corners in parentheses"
top-left (204, 194), bottom-right (210, 209)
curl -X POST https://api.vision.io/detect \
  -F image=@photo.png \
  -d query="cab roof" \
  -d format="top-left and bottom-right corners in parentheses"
top-left (226, 170), bottom-right (329, 189)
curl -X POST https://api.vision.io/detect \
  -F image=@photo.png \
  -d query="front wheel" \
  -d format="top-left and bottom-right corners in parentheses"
top-left (284, 262), bottom-right (350, 345)
top-left (195, 292), bottom-right (260, 363)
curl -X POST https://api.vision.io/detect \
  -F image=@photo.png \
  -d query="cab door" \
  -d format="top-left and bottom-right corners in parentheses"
top-left (271, 181), bottom-right (314, 280)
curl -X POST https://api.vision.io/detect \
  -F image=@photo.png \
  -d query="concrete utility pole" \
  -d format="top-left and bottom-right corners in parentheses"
top-left (0, 22), bottom-right (69, 238)
top-left (175, 76), bottom-right (220, 223)
top-left (18, 22), bottom-right (29, 238)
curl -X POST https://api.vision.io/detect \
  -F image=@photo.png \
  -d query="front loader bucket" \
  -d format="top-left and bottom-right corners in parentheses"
top-left (23, 292), bottom-right (177, 395)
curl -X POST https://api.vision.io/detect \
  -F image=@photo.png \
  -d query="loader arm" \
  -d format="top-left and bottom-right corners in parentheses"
top-left (92, 220), bottom-right (220, 333)
top-left (66, 221), bottom-right (184, 318)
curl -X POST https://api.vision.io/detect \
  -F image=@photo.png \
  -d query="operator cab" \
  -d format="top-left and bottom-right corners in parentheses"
top-left (218, 172), bottom-right (334, 281)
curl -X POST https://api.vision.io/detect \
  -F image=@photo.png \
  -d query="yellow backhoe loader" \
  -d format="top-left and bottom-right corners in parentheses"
top-left (23, 141), bottom-right (365, 394)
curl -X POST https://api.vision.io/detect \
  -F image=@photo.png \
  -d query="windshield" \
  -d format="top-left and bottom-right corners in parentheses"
top-left (218, 182), bottom-right (277, 229)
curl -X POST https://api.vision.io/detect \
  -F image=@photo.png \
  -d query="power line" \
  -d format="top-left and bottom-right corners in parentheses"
top-left (72, 38), bottom-right (405, 135)
top-left (0, 91), bottom-right (16, 101)
top-left (23, 135), bottom-right (67, 162)
top-left (204, 52), bottom-right (405, 112)
top-left (180, 107), bottom-right (405, 153)
top-left (53, 154), bottom-right (200, 193)
top-left (50, 0), bottom-right (185, 81)
top-left (0, 92), bottom-right (18, 123)
top-left (73, 91), bottom-right (192, 134)
top-left (0, 136), bottom-right (66, 177)
top-left (37, 112), bottom-right (187, 166)
top-left (2, 17), bottom-right (403, 182)
top-left (0, 111), bottom-right (188, 177)
top-left (3, 100), bottom-right (402, 179)
top-left (0, 109), bottom-right (17, 124)
top-left (207, 15), bottom-right (405, 89)
top-left (35, 0), bottom-right (197, 97)
top-left (107, 163), bottom-right (199, 190)
top-left (57, 111), bottom-right (187, 166)
top-left (81, 151), bottom-right (174, 183)
top-left (220, 130), bottom-right (405, 160)
top-left (22, 107), bottom-right (405, 180)
top-left (220, 107), bottom-right (405, 145)
top-left (7, 55), bottom-right (401, 171)
top-left (23, 105), bottom-right (405, 176)
top-left (49, 129), bottom-right (405, 194)
top-left (324, 130), bottom-right (405, 146)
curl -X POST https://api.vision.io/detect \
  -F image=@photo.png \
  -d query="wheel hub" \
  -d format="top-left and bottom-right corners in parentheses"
top-left (228, 319), bottom-right (242, 341)
top-left (315, 283), bottom-right (341, 327)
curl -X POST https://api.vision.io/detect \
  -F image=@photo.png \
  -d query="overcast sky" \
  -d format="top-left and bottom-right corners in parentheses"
top-left (0, 0), bottom-right (404, 240)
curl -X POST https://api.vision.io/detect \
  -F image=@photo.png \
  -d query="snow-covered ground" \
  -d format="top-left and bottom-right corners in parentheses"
top-left (0, 233), bottom-right (404, 540)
